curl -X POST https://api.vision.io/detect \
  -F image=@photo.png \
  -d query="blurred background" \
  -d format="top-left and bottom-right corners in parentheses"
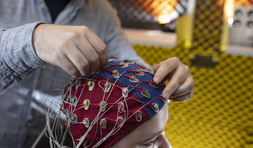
top-left (108, 0), bottom-right (252, 148)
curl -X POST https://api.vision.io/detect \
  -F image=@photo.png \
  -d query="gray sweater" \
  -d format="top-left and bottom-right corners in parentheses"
top-left (0, 0), bottom-right (146, 147)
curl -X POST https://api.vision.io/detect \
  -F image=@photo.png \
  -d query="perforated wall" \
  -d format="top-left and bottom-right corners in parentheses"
top-left (132, 0), bottom-right (252, 148)
top-left (108, 0), bottom-right (187, 30)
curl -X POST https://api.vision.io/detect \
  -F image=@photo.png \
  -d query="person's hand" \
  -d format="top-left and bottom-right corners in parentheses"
top-left (33, 24), bottom-right (108, 78)
top-left (153, 57), bottom-right (194, 101)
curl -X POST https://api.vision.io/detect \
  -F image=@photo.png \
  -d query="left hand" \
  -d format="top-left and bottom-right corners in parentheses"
top-left (153, 57), bottom-right (194, 102)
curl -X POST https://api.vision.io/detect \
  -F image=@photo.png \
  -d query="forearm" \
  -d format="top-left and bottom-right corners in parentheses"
top-left (0, 22), bottom-right (45, 93)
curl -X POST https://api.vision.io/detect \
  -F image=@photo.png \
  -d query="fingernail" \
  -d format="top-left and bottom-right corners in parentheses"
top-left (154, 76), bottom-right (160, 83)
top-left (163, 92), bottom-right (170, 99)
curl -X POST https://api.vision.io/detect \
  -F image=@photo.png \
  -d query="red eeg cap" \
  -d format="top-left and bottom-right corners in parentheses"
top-left (62, 58), bottom-right (165, 147)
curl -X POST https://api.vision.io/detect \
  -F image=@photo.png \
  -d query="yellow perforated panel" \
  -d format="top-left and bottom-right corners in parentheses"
top-left (193, 0), bottom-right (224, 54)
top-left (134, 45), bottom-right (252, 148)
top-left (133, 0), bottom-right (253, 148)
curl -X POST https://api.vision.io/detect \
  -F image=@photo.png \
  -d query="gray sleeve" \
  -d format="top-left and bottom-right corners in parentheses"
top-left (103, 4), bottom-right (153, 71)
top-left (0, 22), bottom-right (45, 93)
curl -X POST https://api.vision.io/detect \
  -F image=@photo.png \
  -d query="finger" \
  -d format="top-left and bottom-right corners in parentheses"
top-left (65, 45), bottom-right (90, 76)
top-left (153, 59), bottom-right (179, 84)
top-left (169, 74), bottom-right (194, 97)
top-left (75, 38), bottom-right (100, 74)
top-left (153, 64), bottom-right (160, 73)
top-left (82, 27), bottom-right (108, 68)
top-left (169, 90), bottom-right (193, 102)
top-left (162, 64), bottom-right (190, 99)
top-left (153, 61), bottom-right (166, 74)
top-left (57, 54), bottom-right (81, 78)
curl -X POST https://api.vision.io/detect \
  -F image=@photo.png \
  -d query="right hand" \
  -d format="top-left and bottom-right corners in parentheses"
top-left (32, 24), bottom-right (108, 78)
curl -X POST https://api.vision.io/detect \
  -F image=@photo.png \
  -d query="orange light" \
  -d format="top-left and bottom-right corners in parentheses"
top-left (234, 0), bottom-right (252, 7)
top-left (158, 14), bottom-right (172, 24)
top-left (224, 0), bottom-right (235, 18)
top-left (143, 0), bottom-right (178, 19)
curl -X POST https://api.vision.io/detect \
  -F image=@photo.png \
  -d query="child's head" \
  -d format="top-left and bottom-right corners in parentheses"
top-left (61, 58), bottom-right (170, 147)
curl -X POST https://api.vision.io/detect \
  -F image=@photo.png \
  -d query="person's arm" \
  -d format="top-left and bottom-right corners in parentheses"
top-left (0, 22), bottom-right (109, 94)
top-left (0, 22), bottom-right (45, 93)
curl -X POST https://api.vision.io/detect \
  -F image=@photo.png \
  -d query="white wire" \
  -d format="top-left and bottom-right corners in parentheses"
top-left (43, 60), bottom-right (163, 148)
